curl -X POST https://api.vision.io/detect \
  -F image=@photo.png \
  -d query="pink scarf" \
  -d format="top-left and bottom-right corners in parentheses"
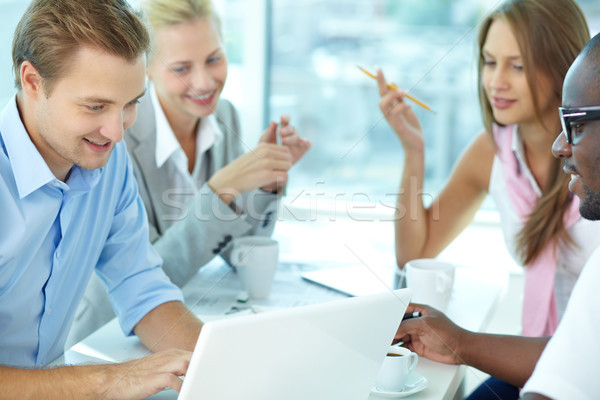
top-left (494, 124), bottom-right (580, 337)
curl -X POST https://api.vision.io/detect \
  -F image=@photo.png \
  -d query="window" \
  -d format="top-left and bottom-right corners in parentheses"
top-left (2, 0), bottom-right (599, 214)
top-left (264, 0), bottom-right (600, 210)
top-left (0, 1), bottom-right (31, 106)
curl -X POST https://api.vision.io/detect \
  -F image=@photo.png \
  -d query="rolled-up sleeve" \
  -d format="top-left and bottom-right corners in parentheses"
top-left (95, 150), bottom-right (183, 336)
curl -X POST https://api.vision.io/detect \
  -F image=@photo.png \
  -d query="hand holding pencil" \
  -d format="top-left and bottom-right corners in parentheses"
top-left (357, 66), bottom-right (434, 112)
top-left (371, 67), bottom-right (426, 151)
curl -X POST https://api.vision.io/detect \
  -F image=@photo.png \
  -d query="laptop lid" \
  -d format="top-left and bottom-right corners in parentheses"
top-left (178, 288), bottom-right (412, 400)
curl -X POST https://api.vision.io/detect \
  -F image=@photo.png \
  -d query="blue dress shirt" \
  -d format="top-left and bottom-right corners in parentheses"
top-left (0, 96), bottom-right (183, 367)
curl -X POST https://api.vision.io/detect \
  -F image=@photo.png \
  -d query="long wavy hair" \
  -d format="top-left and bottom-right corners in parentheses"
top-left (477, 0), bottom-right (589, 265)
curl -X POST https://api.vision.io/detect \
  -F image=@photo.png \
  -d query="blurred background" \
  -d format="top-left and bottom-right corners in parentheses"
top-left (1, 0), bottom-right (599, 215)
top-left (221, 0), bottom-right (600, 213)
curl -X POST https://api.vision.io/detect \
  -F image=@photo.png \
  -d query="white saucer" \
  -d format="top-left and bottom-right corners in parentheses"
top-left (371, 373), bottom-right (428, 398)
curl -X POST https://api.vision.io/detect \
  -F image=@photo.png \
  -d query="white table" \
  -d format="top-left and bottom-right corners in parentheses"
top-left (53, 259), bottom-right (507, 400)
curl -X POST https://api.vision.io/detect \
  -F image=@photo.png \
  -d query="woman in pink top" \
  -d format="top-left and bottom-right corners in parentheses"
top-left (378, 0), bottom-right (592, 398)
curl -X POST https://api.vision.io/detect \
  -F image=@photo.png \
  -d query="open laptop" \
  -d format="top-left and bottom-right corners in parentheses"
top-left (177, 288), bottom-right (412, 400)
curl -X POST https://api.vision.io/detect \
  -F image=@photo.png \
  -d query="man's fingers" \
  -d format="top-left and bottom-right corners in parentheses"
top-left (165, 374), bottom-right (185, 393)
top-left (405, 303), bottom-right (429, 315)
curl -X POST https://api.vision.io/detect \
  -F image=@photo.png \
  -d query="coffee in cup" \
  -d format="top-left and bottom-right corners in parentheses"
top-left (375, 345), bottom-right (418, 392)
top-left (386, 352), bottom-right (405, 357)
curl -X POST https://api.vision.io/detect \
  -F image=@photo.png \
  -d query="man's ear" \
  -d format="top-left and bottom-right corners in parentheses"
top-left (20, 60), bottom-right (44, 99)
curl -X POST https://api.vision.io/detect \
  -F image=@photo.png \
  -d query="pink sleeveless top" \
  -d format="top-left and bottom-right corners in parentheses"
top-left (492, 124), bottom-right (581, 337)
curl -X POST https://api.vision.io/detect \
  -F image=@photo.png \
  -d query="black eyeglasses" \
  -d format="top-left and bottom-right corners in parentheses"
top-left (559, 106), bottom-right (600, 144)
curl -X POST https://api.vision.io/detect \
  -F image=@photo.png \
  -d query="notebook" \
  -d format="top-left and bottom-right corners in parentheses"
top-left (177, 288), bottom-right (412, 400)
top-left (301, 264), bottom-right (402, 297)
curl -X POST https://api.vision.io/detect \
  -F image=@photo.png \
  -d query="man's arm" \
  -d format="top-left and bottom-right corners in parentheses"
top-left (395, 304), bottom-right (549, 388)
top-left (459, 332), bottom-right (547, 387)
top-left (134, 301), bottom-right (203, 352)
top-left (0, 348), bottom-right (192, 400)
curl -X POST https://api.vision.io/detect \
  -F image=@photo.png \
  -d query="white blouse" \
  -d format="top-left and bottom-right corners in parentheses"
top-left (151, 82), bottom-right (221, 191)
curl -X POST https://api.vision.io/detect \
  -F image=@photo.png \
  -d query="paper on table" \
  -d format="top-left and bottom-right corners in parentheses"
top-left (181, 259), bottom-right (346, 316)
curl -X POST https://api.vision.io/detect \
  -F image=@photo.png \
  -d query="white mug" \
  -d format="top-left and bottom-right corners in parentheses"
top-left (405, 259), bottom-right (455, 312)
top-left (374, 346), bottom-right (418, 392)
top-left (230, 236), bottom-right (279, 299)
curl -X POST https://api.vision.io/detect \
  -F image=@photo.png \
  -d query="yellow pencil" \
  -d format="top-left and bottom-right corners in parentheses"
top-left (357, 65), bottom-right (434, 112)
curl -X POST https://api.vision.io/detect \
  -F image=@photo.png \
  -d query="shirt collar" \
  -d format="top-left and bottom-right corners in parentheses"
top-left (151, 82), bottom-right (222, 169)
top-left (512, 126), bottom-right (542, 197)
top-left (1, 95), bottom-right (60, 198)
top-left (0, 95), bottom-right (102, 199)
top-left (152, 84), bottom-right (182, 168)
top-left (197, 112), bottom-right (218, 156)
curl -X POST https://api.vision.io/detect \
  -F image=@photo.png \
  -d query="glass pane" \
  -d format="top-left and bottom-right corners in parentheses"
top-left (0, 1), bottom-right (32, 106)
top-left (268, 0), bottom-right (600, 205)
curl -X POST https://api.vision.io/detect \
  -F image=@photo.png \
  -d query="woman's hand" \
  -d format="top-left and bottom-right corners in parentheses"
top-left (208, 115), bottom-right (310, 203)
top-left (259, 115), bottom-right (311, 165)
top-left (376, 70), bottom-right (425, 154)
top-left (259, 115), bottom-right (310, 192)
top-left (208, 143), bottom-right (292, 205)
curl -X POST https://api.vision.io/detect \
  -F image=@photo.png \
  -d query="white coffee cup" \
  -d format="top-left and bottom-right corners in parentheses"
top-left (374, 346), bottom-right (418, 392)
top-left (405, 258), bottom-right (455, 312)
top-left (230, 236), bottom-right (279, 299)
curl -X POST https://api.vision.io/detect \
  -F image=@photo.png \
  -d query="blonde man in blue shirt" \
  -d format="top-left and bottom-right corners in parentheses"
top-left (0, 0), bottom-right (202, 398)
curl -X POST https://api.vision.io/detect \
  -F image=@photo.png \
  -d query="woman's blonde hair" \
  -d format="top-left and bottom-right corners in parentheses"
top-left (141, 0), bottom-right (221, 54)
top-left (477, 0), bottom-right (589, 265)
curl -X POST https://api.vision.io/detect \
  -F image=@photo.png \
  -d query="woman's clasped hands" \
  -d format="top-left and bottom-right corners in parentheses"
top-left (208, 115), bottom-right (310, 204)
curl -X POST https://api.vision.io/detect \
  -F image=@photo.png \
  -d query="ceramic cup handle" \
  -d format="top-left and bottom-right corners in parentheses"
top-left (406, 352), bottom-right (418, 375)
top-left (231, 247), bottom-right (247, 267)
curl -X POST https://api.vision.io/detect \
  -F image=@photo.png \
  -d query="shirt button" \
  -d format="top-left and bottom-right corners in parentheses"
top-left (56, 250), bottom-right (60, 258)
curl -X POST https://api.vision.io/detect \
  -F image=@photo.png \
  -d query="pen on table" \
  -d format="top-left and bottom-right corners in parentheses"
top-left (356, 65), bottom-right (435, 113)
top-left (402, 311), bottom-right (422, 321)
